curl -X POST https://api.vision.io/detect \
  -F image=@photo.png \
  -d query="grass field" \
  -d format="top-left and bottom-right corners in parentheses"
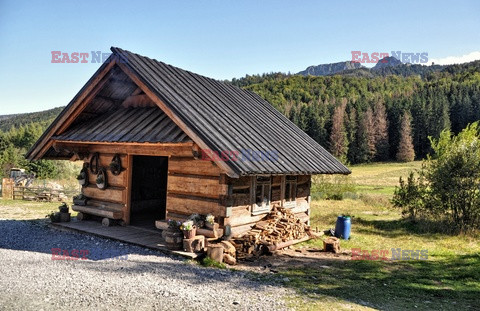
top-left (278, 161), bottom-right (480, 310)
top-left (0, 199), bottom-right (68, 220)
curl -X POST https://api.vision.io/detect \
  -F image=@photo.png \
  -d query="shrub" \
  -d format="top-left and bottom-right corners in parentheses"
top-left (311, 175), bottom-right (357, 200)
top-left (392, 122), bottom-right (480, 232)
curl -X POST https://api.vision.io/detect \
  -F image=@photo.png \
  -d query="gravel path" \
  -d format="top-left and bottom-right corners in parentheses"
top-left (0, 219), bottom-right (293, 310)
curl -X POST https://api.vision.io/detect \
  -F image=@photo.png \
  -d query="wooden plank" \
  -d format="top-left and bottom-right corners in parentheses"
top-left (231, 193), bottom-right (250, 206)
top-left (280, 175), bottom-right (286, 208)
top-left (168, 157), bottom-right (222, 176)
top-left (229, 176), bottom-right (251, 188)
top-left (167, 175), bottom-right (227, 198)
top-left (297, 175), bottom-right (311, 185)
top-left (290, 201), bottom-right (309, 214)
top-left (53, 141), bottom-right (194, 157)
top-left (82, 185), bottom-right (125, 204)
top-left (230, 223), bottom-right (255, 237)
top-left (297, 183), bottom-right (310, 198)
top-left (167, 195), bottom-right (224, 217)
top-left (84, 154), bottom-right (126, 187)
top-left (72, 204), bottom-right (123, 219)
top-left (87, 199), bottom-right (124, 212)
top-left (124, 154), bottom-right (133, 225)
top-left (116, 61), bottom-right (238, 178)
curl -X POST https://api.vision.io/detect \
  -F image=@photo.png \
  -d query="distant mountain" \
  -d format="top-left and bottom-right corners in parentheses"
top-left (0, 106), bottom-right (63, 132)
top-left (298, 61), bottom-right (364, 76)
top-left (372, 56), bottom-right (403, 70)
top-left (298, 56), bottom-right (448, 78)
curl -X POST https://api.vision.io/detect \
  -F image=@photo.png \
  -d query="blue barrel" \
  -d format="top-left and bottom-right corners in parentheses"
top-left (334, 216), bottom-right (351, 240)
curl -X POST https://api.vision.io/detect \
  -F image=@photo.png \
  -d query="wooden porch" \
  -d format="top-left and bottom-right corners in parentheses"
top-left (51, 219), bottom-right (199, 259)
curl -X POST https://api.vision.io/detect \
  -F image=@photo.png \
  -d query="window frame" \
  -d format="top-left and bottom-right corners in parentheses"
top-left (284, 175), bottom-right (297, 208)
top-left (252, 176), bottom-right (272, 215)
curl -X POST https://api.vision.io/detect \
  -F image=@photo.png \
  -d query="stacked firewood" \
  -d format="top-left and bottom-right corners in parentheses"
top-left (231, 207), bottom-right (314, 259)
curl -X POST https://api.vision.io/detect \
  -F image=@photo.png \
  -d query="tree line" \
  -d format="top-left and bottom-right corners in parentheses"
top-left (233, 61), bottom-right (480, 164)
top-left (0, 120), bottom-right (75, 179)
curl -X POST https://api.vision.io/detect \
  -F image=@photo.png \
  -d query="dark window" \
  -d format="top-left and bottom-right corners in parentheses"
top-left (252, 176), bottom-right (271, 215)
top-left (284, 175), bottom-right (297, 207)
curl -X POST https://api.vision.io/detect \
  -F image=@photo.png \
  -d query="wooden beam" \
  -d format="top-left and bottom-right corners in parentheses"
top-left (56, 65), bottom-right (116, 135)
top-left (52, 140), bottom-right (195, 157)
top-left (124, 154), bottom-right (133, 225)
top-left (30, 59), bottom-right (117, 160)
top-left (116, 61), bottom-right (239, 178)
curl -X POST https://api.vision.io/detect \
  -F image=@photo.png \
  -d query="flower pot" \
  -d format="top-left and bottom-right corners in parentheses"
top-left (163, 229), bottom-right (183, 250)
top-left (59, 212), bottom-right (71, 222)
top-left (51, 212), bottom-right (61, 223)
top-left (183, 227), bottom-right (196, 239)
top-left (205, 222), bottom-right (214, 230)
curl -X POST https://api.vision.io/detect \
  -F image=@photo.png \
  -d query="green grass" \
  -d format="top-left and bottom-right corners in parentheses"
top-left (0, 198), bottom-right (76, 220)
top-left (276, 161), bottom-right (480, 310)
top-left (200, 256), bottom-right (227, 269)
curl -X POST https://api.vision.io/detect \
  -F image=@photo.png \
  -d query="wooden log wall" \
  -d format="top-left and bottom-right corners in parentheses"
top-left (225, 175), bottom-right (312, 237)
top-left (71, 141), bottom-right (312, 234)
top-left (81, 153), bottom-right (128, 220)
top-left (166, 157), bottom-right (228, 220)
top-left (73, 142), bottom-right (197, 224)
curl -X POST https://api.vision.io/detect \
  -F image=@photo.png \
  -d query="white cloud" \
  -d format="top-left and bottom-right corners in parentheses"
top-left (429, 51), bottom-right (480, 65)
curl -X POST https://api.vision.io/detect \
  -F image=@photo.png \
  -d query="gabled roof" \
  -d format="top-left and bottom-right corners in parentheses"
top-left (53, 107), bottom-right (189, 143)
top-left (26, 47), bottom-right (350, 176)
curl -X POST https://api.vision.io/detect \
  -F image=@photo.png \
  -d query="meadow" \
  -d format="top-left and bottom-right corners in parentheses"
top-left (278, 161), bottom-right (480, 310)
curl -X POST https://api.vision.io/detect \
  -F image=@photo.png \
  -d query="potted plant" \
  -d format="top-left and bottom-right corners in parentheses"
top-left (205, 214), bottom-right (215, 230)
top-left (162, 219), bottom-right (183, 250)
top-left (96, 169), bottom-right (107, 190)
top-left (180, 220), bottom-right (196, 239)
top-left (77, 168), bottom-right (88, 187)
top-left (73, 194), bottom-right (88, 206)
top-left (46, 211), bottom-right (60, 223)
top-left (188, 213), bottom-right (204, 229)
top-left (58, 203), bottom-right (71, 222)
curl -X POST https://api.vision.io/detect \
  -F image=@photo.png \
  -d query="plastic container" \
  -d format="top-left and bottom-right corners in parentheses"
top-left (334, 215), bottom-right (351, 240)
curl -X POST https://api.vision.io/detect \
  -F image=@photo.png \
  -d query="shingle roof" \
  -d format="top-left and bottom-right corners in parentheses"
top-left (53, 107), bottom-right (189, 143)
top-left (110, 47), bottom-right (350, 175)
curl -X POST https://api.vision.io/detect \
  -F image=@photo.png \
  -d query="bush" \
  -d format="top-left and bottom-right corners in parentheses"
top-left (392, 122), bottom-right (480, 232)
top-left (311, 175), bottom-right (357, 200)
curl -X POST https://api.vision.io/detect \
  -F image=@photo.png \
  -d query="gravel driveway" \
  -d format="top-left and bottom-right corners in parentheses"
top-left (0, 219), bottom-right (293, 310)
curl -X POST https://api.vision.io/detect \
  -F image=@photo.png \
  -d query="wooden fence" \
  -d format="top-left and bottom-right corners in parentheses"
top-left (12, 186), bottom-right (78, 202)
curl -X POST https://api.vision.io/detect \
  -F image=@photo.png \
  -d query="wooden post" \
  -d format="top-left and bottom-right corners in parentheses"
top-left (2, 178), bottom-right (14, 199)
top-left (124, 154), bottom-right (133, 225)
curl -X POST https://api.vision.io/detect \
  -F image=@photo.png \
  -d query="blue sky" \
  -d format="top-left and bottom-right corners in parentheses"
top-left (0, 0), bottom-right (479, 114)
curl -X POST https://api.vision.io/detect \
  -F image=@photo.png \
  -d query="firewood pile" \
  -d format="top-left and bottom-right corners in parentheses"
top-left (232, 207), bottom-right (316, 259)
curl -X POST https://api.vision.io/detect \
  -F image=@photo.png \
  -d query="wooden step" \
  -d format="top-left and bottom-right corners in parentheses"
top-left (72, 204), bottom-right (123, 219)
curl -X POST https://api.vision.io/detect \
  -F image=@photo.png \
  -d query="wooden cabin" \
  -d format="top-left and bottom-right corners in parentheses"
top-left (26, 47), bottom-right (350, 237)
